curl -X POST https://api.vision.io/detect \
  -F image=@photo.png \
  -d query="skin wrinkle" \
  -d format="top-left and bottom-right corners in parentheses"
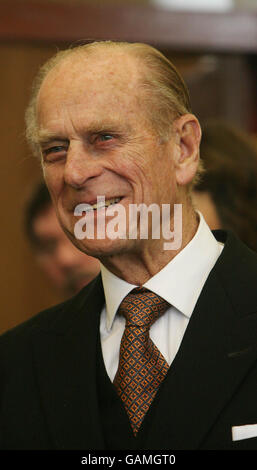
top-left (37, 47), bottom-right (200, 285)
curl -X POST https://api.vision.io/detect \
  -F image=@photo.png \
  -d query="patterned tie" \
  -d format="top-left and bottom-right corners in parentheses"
top-left (113, 287), bottom-right (170, 436)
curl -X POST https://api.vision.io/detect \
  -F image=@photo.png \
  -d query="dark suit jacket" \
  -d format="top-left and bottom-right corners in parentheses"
top-left (0, 231), bottom-right (257, 450)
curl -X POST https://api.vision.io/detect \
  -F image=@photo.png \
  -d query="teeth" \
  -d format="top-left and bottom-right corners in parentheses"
top-left (104, 197), bottom-right (121, 208)
top-left (90, 197), bottom-right (121, 210)
top-left (91, 200), bottom-right (106, 210)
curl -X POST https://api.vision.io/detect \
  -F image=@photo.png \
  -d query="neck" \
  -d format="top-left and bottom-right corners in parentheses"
top-left (100, 203), bottom-right (198, 285)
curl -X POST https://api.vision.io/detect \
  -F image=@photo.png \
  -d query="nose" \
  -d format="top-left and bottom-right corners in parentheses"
top-left (64, 141), bottom-right (103, 188)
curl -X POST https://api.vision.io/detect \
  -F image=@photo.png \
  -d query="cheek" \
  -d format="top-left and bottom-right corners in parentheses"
top-left (43, 167), bottom-right (63, 201)
top-left (118, 148), bottom-right (153, 185)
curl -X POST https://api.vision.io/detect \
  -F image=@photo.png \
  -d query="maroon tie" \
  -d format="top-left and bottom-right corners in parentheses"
top-left (113, 287), bottom-right (170, 436)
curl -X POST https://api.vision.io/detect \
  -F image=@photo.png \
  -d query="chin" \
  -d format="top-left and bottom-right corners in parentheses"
top-left (75, 237), bottom-right (134, 259)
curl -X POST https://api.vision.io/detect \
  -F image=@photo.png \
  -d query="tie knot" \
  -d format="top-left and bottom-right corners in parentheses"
top-left (118, 287), bottom-right (169, 329)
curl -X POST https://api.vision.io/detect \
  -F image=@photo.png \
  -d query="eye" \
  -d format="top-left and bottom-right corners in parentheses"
top-left (97, 134), bottom-right (114, 142)
top-left (44, 146), bottom-right (66, 155)
top-left (38, 239), bottom-right (57, 255)
top-left (42, 144), bottom-right (68, 163)
top-left (89, 133), bottom-right (116, 148)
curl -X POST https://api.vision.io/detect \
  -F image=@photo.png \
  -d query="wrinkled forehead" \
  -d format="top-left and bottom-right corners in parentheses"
top-left (37, 49), bottom-right (142, 111)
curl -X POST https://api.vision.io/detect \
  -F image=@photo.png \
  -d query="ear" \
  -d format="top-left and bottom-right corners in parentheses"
top-left (172, 114), bottom-right (201, 186)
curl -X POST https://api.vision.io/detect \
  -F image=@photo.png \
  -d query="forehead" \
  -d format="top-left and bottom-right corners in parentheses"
top-left (37, 49), bottom-right (143, 124)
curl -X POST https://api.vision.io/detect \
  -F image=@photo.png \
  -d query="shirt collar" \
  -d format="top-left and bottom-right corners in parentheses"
top-left (100, 212), bottom-right (223, 331)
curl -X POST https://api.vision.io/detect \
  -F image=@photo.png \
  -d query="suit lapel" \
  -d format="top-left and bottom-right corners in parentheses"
top-left (143, 233), bottom-right (257, 449)
top-left (31, 276), bottom-right (106, 449)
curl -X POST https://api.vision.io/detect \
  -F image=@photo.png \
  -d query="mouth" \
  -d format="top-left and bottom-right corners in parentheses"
top-left (84, 197), bottom-right (122, 212)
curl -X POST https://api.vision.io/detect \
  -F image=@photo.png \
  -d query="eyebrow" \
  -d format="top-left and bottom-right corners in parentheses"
top-left (37, 131), bottom-right (68, 146)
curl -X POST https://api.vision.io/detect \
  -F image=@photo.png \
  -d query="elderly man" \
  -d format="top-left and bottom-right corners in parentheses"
top-left (1, 41), bottom-right (256, 450)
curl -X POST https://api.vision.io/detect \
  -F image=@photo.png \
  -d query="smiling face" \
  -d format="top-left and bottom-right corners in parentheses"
top-left (36, 49), bottom-right (180, 258)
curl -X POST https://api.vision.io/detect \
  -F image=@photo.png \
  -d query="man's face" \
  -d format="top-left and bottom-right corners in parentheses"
top-left (37, 51), bottom-right (179, 258)
top-left (33, 205), bottom-right (100, 295)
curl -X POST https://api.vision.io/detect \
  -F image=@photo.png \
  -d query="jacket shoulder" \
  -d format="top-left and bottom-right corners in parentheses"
top-left (0, 276), bottom-right (101, 348)
top-left (213, 230), bottom-right (257, 314)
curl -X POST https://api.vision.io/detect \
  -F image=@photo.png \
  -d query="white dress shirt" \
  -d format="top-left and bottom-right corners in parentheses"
top-left (100, 213), bottom-right (223, 382)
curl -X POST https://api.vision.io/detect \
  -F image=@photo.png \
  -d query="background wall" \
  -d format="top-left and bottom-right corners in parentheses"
top-left (0, 42), bottom-right (64, 333)
top-left (0, 1), bottom-right (256, 333)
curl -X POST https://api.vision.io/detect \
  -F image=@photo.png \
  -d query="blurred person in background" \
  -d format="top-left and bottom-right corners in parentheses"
top-left (192, 121), bottom-right (257, 251)
top-left (24, 181), bottom-right (100, 296)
